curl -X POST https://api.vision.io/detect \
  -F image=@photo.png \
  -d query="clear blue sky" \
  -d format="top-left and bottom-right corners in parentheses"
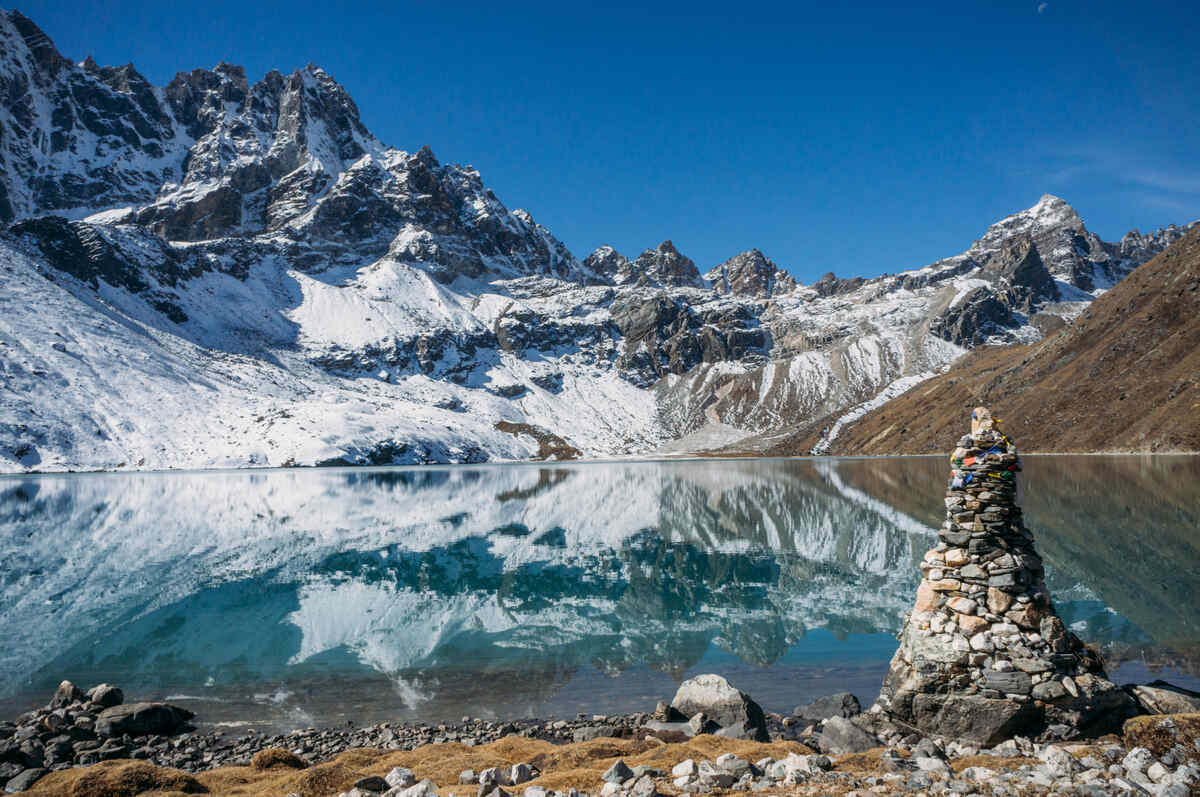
top-left (20, 0), bottom-right (1200, 282)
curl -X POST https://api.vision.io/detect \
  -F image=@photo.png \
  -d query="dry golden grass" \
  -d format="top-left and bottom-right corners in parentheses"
top-left (1123, 713), bottom-right (1200, 758)
top-left (25, 735), bottom-right (817, 797)
top-left (251, 747), bottom-right (311, 770)
top-left (949, 754), bottom-right (1035, 773)
top-left (26, 760), bottom-right (208, 797)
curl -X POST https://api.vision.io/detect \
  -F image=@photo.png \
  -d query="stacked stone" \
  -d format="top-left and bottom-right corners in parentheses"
top-left (874, 407), bottom-right (1133, 744)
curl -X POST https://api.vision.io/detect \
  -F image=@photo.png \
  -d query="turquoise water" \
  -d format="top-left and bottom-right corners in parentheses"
top-left (0, 455), bottom-right (1196, 732)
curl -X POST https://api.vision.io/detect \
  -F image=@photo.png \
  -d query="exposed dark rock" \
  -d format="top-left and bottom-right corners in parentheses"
top-left (811, 271), bottom-right (864, 297)
top-left (930, 286), bottom-right (1021, 346)
top-left (48, 681), bottom-right (83, 710)
top-left (816, 716), bottom-right (878, 754)
top-left (706, 249), bottom-right (795, 298)
top-left (1127, 681), bottom-right (1200, 715)
top-left (95, 702), bottom-right (194, 738)
top-left (2, 766), bottom-right (46, 792)
top-left (621, 241), bottom-right (704, 288)
top-left (793, 692), bottom-right (861, 724)
top-left (910, 694), bottom-right (1040, 747)
top-left (85, 684), bottom-right (124, 709)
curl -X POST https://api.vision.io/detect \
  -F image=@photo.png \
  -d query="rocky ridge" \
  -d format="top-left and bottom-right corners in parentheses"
top-left (809, 223), bottom-right (1200, 456)
top-left (0, 9), bottom-right (1195, 472)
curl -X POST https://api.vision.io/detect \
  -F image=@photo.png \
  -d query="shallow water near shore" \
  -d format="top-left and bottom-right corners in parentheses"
top-left (1, 455), bottom-right (1197, 733)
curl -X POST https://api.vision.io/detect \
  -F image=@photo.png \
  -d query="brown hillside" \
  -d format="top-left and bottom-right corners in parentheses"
top-left (825, 224), bottom-right (1200, 454)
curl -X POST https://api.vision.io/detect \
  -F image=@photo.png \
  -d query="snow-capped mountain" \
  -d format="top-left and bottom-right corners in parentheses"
top-left (0, 9), bottom-right (1194, 472)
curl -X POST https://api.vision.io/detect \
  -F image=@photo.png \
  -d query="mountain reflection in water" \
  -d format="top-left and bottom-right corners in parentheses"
top-left (0, 455), bottom-right (1196, 731)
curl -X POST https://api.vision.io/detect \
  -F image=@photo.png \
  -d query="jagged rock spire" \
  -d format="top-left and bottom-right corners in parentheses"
top-left (705, 249), bottom-right (796, 298)
top-left (872, 407), bottom-right (1136, 744)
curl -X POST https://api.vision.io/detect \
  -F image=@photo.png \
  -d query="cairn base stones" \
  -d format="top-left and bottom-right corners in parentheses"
top-left (874, 407), bottom-right (1137, 743)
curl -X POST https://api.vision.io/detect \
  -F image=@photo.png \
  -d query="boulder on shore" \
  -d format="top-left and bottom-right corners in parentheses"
top-left (669, 674), bottom-right (767, 742)
top-left (794, 692), bottom-right (861, 724)
top-left (96, 702), bottom-right (195, 737)
top-left (1127, 681), bottom-right (1200, 715)
top-left (816, 716), bottom-right (878, 754)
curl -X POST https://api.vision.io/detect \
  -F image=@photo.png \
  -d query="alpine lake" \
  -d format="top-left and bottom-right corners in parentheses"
top-left (1, 455), bottom-right (1197, 734)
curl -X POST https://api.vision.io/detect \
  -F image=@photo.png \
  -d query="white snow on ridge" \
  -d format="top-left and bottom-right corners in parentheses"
top-left (810, 372), bottom-right (936, 455)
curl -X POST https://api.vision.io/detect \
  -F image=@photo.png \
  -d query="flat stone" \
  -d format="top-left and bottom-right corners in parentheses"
top-left (913, 580), bottom-right (941, 611)
top-left (572, 726), bottom-right (615, 743)
top-left (95, 703), bottom-right (194, 738)
top-left (945, 549), bottom-right (969, 567)
top-left (941, 531), bottom-right (971, 546)
top-left (816, 716), bottom-right (877, 754)
top-left (4, 768), bottom-right (47, 792)
top-left (1014, 658), bottom-right (1053, 674)
top-left (715, 754), bottom-right (751, 777)
top-left (793, 692), bottom-right (861, 723)
top-left (958, 614), bottom-right (989, 634)
top-left (983, 670), bottom-right (1033, 696)
top-left (960, 564), bottom-right (986, 579)
top-left (1129, 681), bottom-right (1200, 715)
top-left (948, 597), bottom-right (977, 615)
top-left (930, 579), bottom-right (961, 592)
top-left (987, 588), bottom-right (1014, 613)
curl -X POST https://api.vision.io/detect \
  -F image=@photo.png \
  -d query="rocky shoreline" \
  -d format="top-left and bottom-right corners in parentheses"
top-left (4, 675), bottom-right (1200, 795)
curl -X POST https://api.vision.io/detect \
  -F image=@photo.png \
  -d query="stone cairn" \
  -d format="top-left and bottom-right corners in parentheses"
top-left (873, 407), bottom-right (1135, 744)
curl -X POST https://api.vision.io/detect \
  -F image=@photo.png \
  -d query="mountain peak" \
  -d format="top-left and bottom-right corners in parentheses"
top-left (706, 249), bottom-right (796, 298)
top-left (631, 240), bottom-right (703, 288)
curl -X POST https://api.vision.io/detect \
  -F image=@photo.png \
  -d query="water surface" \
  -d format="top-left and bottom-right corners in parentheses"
top-left (1, 455), bottom-right (1196, 732)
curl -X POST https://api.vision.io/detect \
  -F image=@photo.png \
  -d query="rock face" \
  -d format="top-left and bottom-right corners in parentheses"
top-left (873, 407), bottom-right (1137, 743)
top-left (669, 674), bottom-right (768, 742)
